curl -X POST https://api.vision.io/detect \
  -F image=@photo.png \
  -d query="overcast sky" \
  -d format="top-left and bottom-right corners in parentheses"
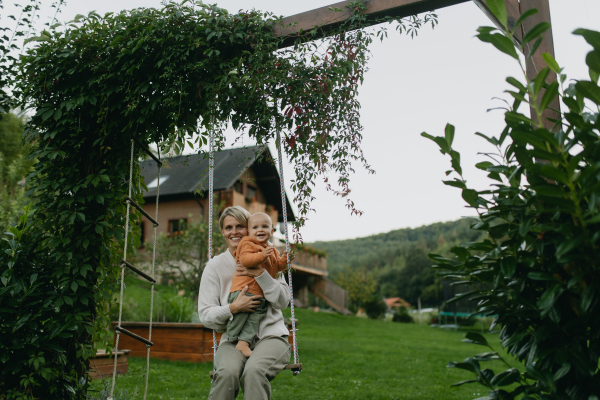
top-left (3, 0), bottom-right (598, 242)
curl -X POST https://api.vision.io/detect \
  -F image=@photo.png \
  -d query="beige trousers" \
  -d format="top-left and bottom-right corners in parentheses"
top-left (208, 335), bottom-right (291, 400)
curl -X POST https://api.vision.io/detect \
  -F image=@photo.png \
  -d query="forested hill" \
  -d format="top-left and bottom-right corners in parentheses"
top-left (309, 219), bottom-right (485, 308)
top-left (311, 218), bottom-right (482, 273)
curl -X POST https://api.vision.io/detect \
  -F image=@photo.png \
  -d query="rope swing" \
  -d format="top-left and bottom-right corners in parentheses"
top-left (109, 139), bottom-right (162, 400)
top-left (207, 128), bottom-right (302, 378)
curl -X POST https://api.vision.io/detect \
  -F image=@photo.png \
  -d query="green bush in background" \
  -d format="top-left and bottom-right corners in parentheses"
top-left (423, 2), bottom-right (600, 399)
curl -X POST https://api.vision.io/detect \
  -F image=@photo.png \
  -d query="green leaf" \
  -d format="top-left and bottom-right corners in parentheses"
top-left (42, 109), bottom-right (54, 121)
top-left (479, 32), bottom-right (519, 59)
top-left (444, 124), bottom-right (455, 147)
top-left (575, 81), bottom-right (600, 104)
top-left (573, 28), bottom-right (600, 51)
top-left (30, 274), bottom-right (38, 286)
top-left (475, 132), bottom-right (499, 146)
top-left (500, 257), bottom-right (516, 279)
top-left (506, 77), bottom-right (526, 92)
top-left (462, 332), bottom-right (489, 347)
top-left (421, 132), bottom-right (450, 153)
top-left (522, 22), bottom-right (550, 45)
top-left (95, 225), bottom-right (103, 234)
top-left (490, 368), bottom-right (520, 387)
top-left (447, 358), bottom-right (481, 374)
top-left (556, 238), bottom-right (580, 257)
top-left (451, 379), bottom-right (478, 387)
top-left (71, 281), bottom-right (78, 293)
top-left (475, 161), bottom-right (494, 171)
top-left (533, 68), bottom-right (550, 96)
top-left (553, 364), bottom-right (571, 381)
top-left (539, 81), bottom-right (559, 111)
top-left (542, 53), bottom-right (561, 74)
top-left (513, 8), bottom-right (537, 32)
top-left (443, 179), bottom-right (467, 189)
top-left (527, 37), bottom-right (543, 61)
top-left (585, 51), bottom-right (600, 76)
top-left (528, 272), bottom-right (553, 280)
top-left (485, 0), bottom-right (507, 29)
top-left (537, 285), bottom-right (562, 313)
top-left (462, 189), bottom-right (479, 207)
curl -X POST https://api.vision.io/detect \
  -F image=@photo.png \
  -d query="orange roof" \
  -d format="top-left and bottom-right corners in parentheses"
top-left (384, 297), bottom-right (411, 309)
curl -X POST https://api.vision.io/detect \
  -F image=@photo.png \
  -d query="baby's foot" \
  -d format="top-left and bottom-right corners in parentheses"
top-left (235, 340), bottom-right (253, 358)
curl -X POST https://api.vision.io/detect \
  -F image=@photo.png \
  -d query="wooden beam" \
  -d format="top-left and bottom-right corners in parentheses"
top-left (274, 0), bottom-right (471, 47)
top-left (519, 0), bottom-right (560, 130)
top-left (273, 0), bottom-right (558, 128)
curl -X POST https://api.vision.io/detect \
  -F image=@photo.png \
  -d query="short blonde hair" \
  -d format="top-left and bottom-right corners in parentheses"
top-left (219, 206), bottom-right (250, 230)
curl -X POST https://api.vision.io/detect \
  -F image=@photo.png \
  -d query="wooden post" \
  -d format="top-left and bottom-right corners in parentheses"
top-left (519, 0), bottom-right (560, 130)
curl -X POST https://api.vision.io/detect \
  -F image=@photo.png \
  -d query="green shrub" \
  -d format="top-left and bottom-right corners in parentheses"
top-left (423, 4), bottom-right (600, 398)
top-left (392, 306), bottom-right (414, 323)
top-left (364, 297), bottom-right (387, 320)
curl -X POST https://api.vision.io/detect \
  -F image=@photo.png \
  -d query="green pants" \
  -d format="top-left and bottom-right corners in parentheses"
top-left (209, 335), bottom-right (291, 400)
top-left (226, 290), bottom-right (268, 343)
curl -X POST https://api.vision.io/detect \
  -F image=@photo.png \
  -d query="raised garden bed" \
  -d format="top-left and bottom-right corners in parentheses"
top-left (89, 349), bottom-right (130, 380)
top-left (111, 321), bottom-right (294, 362)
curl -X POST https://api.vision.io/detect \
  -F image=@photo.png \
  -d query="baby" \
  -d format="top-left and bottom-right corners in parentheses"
top-left (227, 212), bottom-right (289, 357)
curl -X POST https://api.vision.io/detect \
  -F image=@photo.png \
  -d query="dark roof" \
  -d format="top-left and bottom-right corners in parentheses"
top-left (140, 146), bottom-right (295, 222)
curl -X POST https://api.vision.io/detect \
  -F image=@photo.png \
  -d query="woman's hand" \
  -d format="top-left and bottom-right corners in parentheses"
top-left (229, 286), bottom-right (262, 314)
top-left (236, 261), bottom-right (265, 278)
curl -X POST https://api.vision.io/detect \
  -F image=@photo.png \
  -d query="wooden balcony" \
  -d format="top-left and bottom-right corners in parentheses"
top-left (220, 189), bottom-right (278, 222)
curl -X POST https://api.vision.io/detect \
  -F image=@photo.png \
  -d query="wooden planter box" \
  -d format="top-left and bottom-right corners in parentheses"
top-left (89, 349), bottom-right (130, 380)
top-left (111, 322), bottom-right (294, 363)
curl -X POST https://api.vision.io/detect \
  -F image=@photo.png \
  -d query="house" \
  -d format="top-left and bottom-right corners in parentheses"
top-left (139, 145), bottom-right (293, 240)
top-left (384, 297), bottom-right (411, 310)
top-left (138, 145), bottom-right (350, 314)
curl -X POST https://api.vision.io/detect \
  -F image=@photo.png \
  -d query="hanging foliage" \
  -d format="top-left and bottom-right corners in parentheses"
top-left (1, 1), bottom-right (436, 398)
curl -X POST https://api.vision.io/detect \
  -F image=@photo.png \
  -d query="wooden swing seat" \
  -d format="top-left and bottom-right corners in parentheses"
top-left (209, 363), bottom-right (302, 378)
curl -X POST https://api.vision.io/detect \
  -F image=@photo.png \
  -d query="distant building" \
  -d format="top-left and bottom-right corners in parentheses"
top-left (138, 145), bottom-right (349, 314)
top-left (384, 297), bottom-right (411, 310)
top-left (139, 145), bottom-right (294, 240)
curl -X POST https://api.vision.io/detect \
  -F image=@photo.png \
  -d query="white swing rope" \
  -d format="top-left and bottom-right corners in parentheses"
top-left (208, 126), bottom-right (218, 376)
top-left (275, 129), bottom-right (300, 375)
top-left (109, 139), bottom-right (161, 399)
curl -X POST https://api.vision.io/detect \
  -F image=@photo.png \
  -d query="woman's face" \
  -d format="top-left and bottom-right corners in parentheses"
top-left (221, 215), bottom-right (248, 253)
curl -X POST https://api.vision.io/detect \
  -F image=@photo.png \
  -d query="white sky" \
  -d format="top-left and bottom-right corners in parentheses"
top-left (3, 0), bottom-right (599, 242)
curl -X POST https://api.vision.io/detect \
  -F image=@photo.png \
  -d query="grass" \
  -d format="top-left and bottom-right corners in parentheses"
top-left (91, 308), bottom-right (522, 400)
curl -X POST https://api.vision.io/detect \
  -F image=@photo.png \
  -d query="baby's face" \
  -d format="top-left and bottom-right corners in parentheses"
top-left (248, 214), bottom-right (274, 243)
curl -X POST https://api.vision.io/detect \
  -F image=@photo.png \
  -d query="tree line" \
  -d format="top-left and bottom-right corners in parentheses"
top-left (311, 219), bottom-right (486, 310)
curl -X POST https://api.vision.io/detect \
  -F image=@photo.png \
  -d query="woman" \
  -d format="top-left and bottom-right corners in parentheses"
top-left (198, 206), bottom-right (291, 400)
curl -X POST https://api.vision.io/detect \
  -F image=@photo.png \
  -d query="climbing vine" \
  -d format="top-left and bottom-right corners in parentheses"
top-left (1, 1), bottom-right (436, 398)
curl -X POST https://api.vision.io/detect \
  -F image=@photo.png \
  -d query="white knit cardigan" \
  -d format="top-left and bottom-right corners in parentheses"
top-left (197, 250), bottom-right (290, 342)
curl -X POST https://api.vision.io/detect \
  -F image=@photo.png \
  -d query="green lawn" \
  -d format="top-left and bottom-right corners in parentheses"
top-left (91, 308), bottom-right (520, 399)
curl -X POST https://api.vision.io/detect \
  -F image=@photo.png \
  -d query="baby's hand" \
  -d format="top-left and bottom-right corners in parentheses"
top-left (282, 250), bottom-right (293, 263)
top-left (264, 245), bottom-right (274, 259)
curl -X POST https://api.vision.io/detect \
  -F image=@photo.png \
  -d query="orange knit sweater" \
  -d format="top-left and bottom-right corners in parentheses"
top-left (231, 237), bottom-right (288, 296)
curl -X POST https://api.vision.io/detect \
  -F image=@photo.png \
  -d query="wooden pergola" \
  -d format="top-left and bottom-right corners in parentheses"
top-left (272, 0), bottom-right (558, 129)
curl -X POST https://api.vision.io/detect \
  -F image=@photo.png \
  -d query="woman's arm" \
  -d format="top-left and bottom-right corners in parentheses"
top-left (197, 264), bottom-right (232, 331)
top-left (254, 270), bottom-right (290, 310)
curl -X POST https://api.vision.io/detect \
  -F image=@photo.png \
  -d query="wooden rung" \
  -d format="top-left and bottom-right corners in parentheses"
top-left (133, 138), bottom-right (162, 167)
top-left (121, 259), bottom-right (156, 283)
top-left (115, 326), bottom-right (153, 347)
top-left (124, 196), bottom-right (159, 226)
top-left (208, 363), bottom-right (302, 378)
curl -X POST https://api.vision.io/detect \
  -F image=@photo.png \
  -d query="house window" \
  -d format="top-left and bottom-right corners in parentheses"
top-left (234, 180), bottom-right (243, 194)
top-left (247, 185), bottom-right (256, 201)
top-left (168, 218), bottom-right (188, 237)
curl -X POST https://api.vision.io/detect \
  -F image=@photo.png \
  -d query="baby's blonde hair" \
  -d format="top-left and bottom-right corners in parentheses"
top-left (219, 206), bottom-right (251, 230)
